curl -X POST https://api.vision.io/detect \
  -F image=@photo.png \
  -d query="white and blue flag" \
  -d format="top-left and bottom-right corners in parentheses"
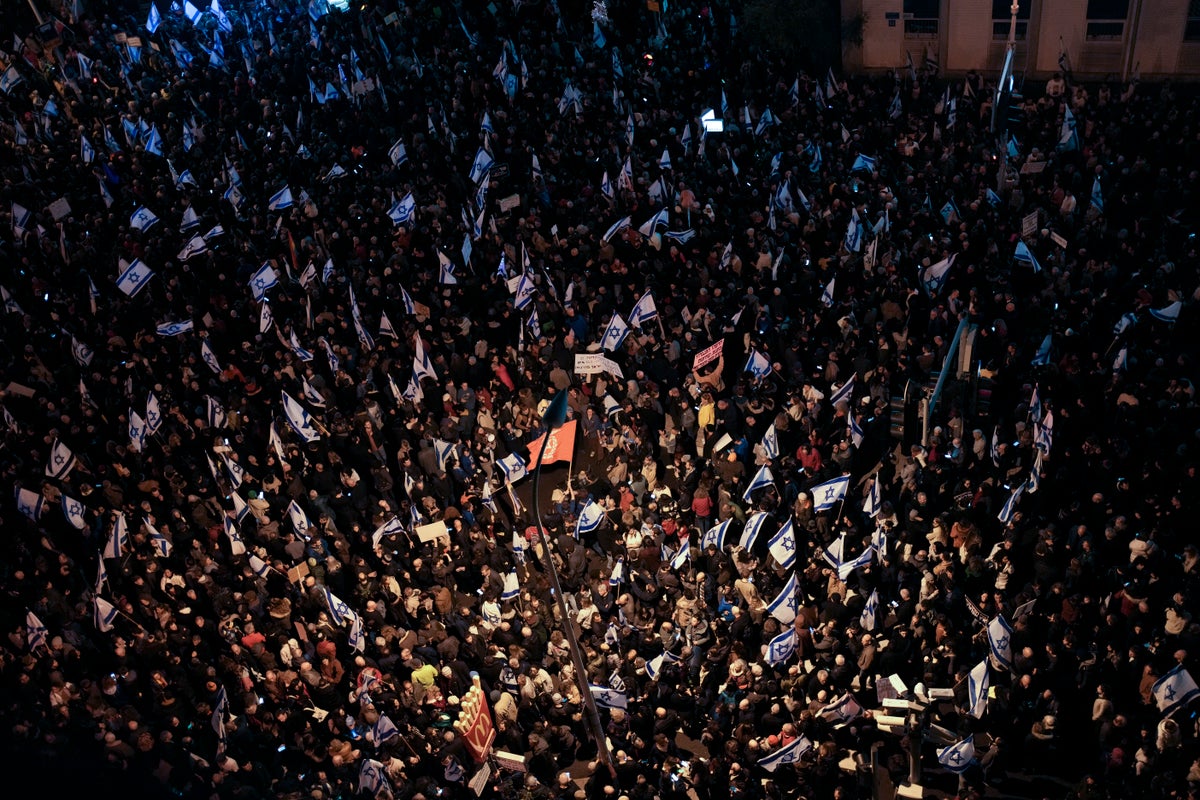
top-left (589, 685), bottom-right (627, 710)
top-left (761, 423), bottom-right (780, 460)
top-left (968, 659), bottom-right (989, 718)
top-left (250, 263), bottom-right (278, 301)
top-left (1013, 240), bottom-right (1041, 272)
top-left (766, 628), bottom-right (796, 666)
top-left (600, 313), bottom-right (630, 352)
top-left (323, 587), bottom-right (352, 625)
top-left (156, 320), bottom-right (194, 336)
top-left (281, 391), bottom-right (321, 443)
top-left (702, 519), bottom-right (731, 552)
top-left (739, 511), bottom-right (769, 551)
top-left (938, 737), bottom-right (975, 774)
top-left (987, 615), bottom-right (1013, 670)
top-left (130, 206), bottom-right (160, 232)
top-left (767, 572), bottom-right (800, 625)
top-left (861, 589), bottom-right (879, 631)
top-left (1152, 665), bottom-right (1200, 717)
top-left (921, 254), bottom-right (955, 297)
top-left (268, 186), bottom-right (294, 211)
top-left (767, 518), bottom-right (797, 569)
top-left (757, 735), bottom-right (812, 772)
top-left (577, 500), bottom-right (605, 536)
top-left (745, 349), bottom-right (771, 378)
top-left (809, 475), bottom-right (850, 511)
top-left (743, 465), bottom-right (776, 502)
top-left (116, 259), bottom-right (154, 297)
top-left (389, 192), bottom-right (415, 226)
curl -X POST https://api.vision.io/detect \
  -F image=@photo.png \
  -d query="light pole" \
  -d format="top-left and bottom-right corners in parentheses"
top-left (994, 1), bottom-right (1020, 195)
top-left (530, 390), bottom-right (616, 779)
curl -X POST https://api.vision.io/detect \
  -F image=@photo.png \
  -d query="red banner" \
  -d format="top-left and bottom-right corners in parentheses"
top-left (455, 676), bottom-right (496, 763)
top-left (526, 419), bottom-right (577, 468)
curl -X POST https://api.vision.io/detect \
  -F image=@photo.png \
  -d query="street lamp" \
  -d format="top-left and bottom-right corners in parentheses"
top-left (530, 390), bottom-right (617, 779)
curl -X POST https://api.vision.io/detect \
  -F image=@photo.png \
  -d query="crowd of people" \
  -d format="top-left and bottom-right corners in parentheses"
top-left (3, 1), bottom-right (1200, 799)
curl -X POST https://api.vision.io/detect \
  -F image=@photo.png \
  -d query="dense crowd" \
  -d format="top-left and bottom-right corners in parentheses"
top-left (3, 1), bottom-right (1200, 799)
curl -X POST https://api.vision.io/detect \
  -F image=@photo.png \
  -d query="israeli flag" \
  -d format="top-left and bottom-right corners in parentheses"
top-left (818, 693), bottom-right (863, 723)
top-left (937, 737), bottom-right (975, 774)
top-left (861, 589), bottom-right (879, 632)
top-left (16, 487), bottom-right (45, 522)
top-left (602, 215), bottom-right (632, 242)
top-left (72, 336), bottom-right (94, 367)
top-left (501, 570), bottom-right (520, 601)
top-left (830, 374), bottom-right (856, 408)
top-left (144, 127), bottom-right (163, 156)
top-left (183, 0), bottom-right (204, 24)
top-left (601, 313), bottom-right (630, 352)
top-left (808, 144), bottom-right (822, 173)
top-left (79, 134), bottom-right (96, 164)
top-left (323, 587), bottom-right (352, 626)
top-left (577, 500), bottom-right (605, 536)
top-left (745, 349), bottom-right (771, 378)
top-left (757, 735), bottom-right (812, 772)
top-left (1149, 301), bottom-right (1182, 323)
top-left (921, 254), bottom-right (955, 297)
top-left (45, 439), bottom-right (77, 480)
top-left (761, 423), bottom-right (780, 460)
top-left (987, 615), bottom-right (1013, 671)
top-left (851, 154), bottom-right (876, 173)
top-left (95, 596), bottom-right (119, 632)
top-left (268, 186), bottom-right (294, 211)
top-left (863, 478), bottom-right (882, 517)
top-left (439, 250), bottom-right (458, 284)
top-left (766, 571), bottom-right (800, 625)
top-left (26, 610), bottom-right (48, 650)
top-left (116, 259), bottom-right (154, 297)
top-left (387, 138), bottom-right (408, 166)
top-left (1013, 240), bottom-right (1041, 272)
top-left (837, 548), bottom-right (874, 580)
top-left (388, 192), bottom-right (415, 226)
top-left (809, 475), bottom-right (850, 511)
top-left (61, 494), bottom-right (87, 529)
top-left (820, 276), bottom-right (836, 307)
top-left (469, 147), bottom-right (495, 184)
top-left (178, 235), bottom-right (208, 261)
top-left (743, 465), bottom-right (776, 502)
top-left (249, 263), bottom-right (278, 301)
top-left (592, 22), bottom-right (607, 49)
top-left (637, 206), bottom-right (669, 237)
top-left (1152, 664), bottom-right (1200, 716)
top-left (358, 760), bottom-right (391, 797)
top-left (287, 500), bottom-right (312, 535)
top-left (281, 391), bottom-right (321, 442)
top-left (104, 513), bottom-right (129, 559)
top-left (739, 511), bottom-right (769, 551)
top-left (765, 627), bottom-right (797, 667)
top-left (130, 206), bottom-right (160, 232)
top-left (128, 409), bottom-right (147, 452)
top-left (702, 519), bottom-right (731, 552)
top-left (589, 685), bottom-right (627, 710)
top-left (498, 452), bottom-right (527, 483)
top-left (156, 319), bottom-right (193, 337)
top-left (629, 292), bottom-right (658, 326)
top-left (372, 714), bottom-right (399, 744)
top-left (1031, 333), bottom-right (1053, 367)
top-left (148, 520), bottom-right (173, 557)
top-left (608, 558), bottom-right (623, 586)
top-left (767, 518), bottom-right (798, 569)
top-left (514, 274), bottom-right (536, 311)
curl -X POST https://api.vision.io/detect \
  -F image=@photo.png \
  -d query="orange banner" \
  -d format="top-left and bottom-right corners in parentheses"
top-left (526, 419), bottom-right (577, 468)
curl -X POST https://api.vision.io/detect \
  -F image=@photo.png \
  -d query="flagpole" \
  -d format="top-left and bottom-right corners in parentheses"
top-left (532, 391), bottom-right (616, 779)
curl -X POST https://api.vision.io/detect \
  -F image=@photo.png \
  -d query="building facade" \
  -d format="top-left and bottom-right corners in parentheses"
top-left (841, 0), bottom-right (1200, 79)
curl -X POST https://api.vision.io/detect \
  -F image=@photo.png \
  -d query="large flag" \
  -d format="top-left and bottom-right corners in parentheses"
top-left (767, 518), bottom-right (797, 569)
top-left (600, 313), bottom-right (630, 351)
top-left (116, 259), bottom-right (155, 297)
top-left (61, 494), bottom-right (87, 529)
top-left (281, 391), bottom-right (321, 442)
top-left (765, 628), bottom-right (796, 666)
top-left (146, 4), bottom-right (162, 33)
top-left (757, 735), bottom-right (812, 772)
top-left (921, 254), bottom-right (955, 297)
top-left (629, 292), bottom-right (658, 326)
top-left (938, 737), bottom-right (975, 774)
top-left (766, 572), bottom-right (799, 625)
top-left (809, 475), bottom-right (850, 511)
top-left (743, 465), bottom-right (776, 502)
top-left (830, 374), bottom-right (856, 409)
top-left (589, 685), bottom-right (628, 710)
top-left (987, 615), bottom-right (1013, 670)
top-left (577, 500), bottom-right (605, 536)
top-left (745, 349), bottom-right (771, 378)
top-left (527, 419), bottom-right (577, 468)
top-left (861, 589), bottom-right (879, 631)
top-left (324, 587), bottom-right (353, 626)
top-left (130, 206), bottom-right (160, 232)
top-left (702, 518), bottom-right (731, 552)
top-left (817, 693), bottom-right (863, 724)
top-left (739, 511), bottom-right (769, 551)
top-left (761, 423), bottom-right (780, 460)
top-left (1152, 665), bottom-right (1200, 716)
top-left (45, 439), bottom-right (77, 480)
top-left (15, 487), bottom-right (45, 521)
top-left (104, 513), bottom-right (129, 559)
top-left (94, 596), bottom-right (119, 632)
top-left (497, 452), bottom-right (527, 483)
top-left (968, 659), bottom-right (989, 719)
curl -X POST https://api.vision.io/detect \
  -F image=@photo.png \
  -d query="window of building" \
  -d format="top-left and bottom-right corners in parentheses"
top-left (1186, 0), bottom-right (1200, 41)
top-left (992, 0), bottom-right (1031, 41)
top-left (904, 0), bottom-right (939, 37)
top-left (1085, 0), bottom-right (1129, 39)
